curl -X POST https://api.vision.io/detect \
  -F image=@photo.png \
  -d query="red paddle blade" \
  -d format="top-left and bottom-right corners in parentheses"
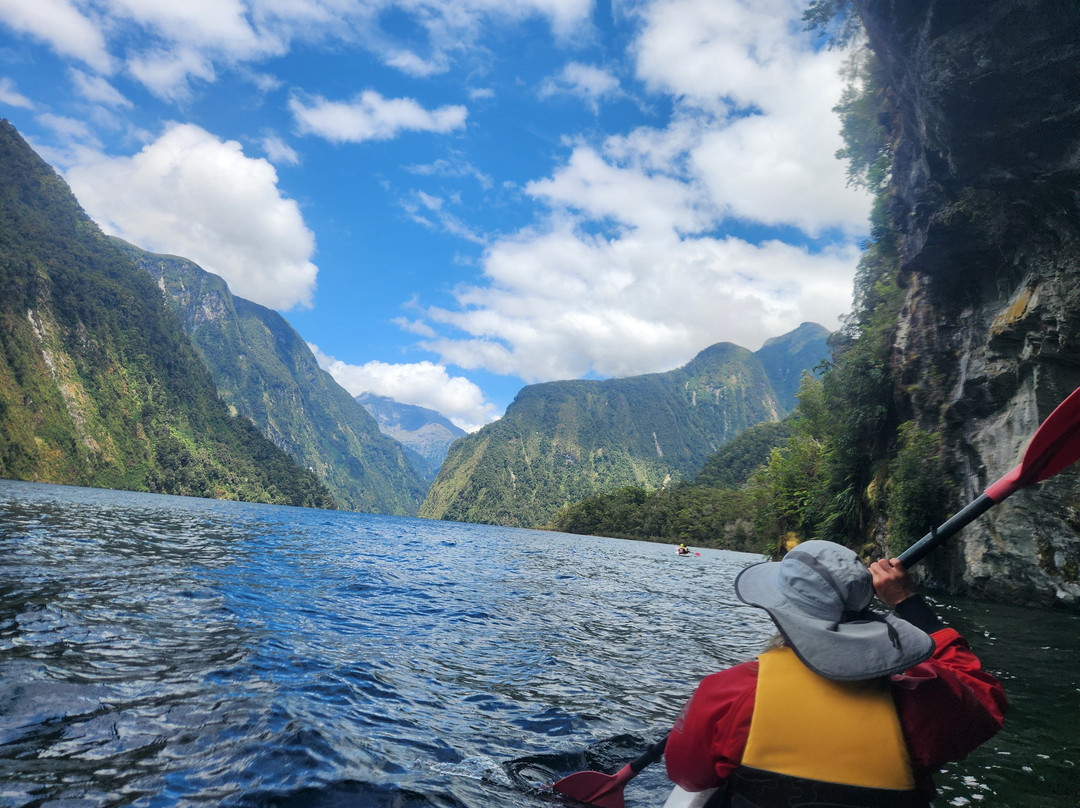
top-left (986, 384), bottom-right (1080, 501)
top-left (551, 763), bottom-right (634, 808)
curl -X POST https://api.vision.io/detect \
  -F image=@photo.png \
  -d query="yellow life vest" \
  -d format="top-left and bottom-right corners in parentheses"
top-left (740, 647), bottom-right (916, 791)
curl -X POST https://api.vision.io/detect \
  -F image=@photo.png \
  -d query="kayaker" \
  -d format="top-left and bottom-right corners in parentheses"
top-left (678, 544), bottom-right (691, 555)
top-left (664, 540), bottom-right (1007, 807)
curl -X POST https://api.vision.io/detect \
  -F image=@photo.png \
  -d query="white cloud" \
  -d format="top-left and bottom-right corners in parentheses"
top-left (0, 0), bottom-right (112, 73)
top-left (417, 223), bottom-right (858, 382)
top-left (0, 77), bottom-right (34, 109)
top-left (108, 0), bottom-right (265, 54)
top-left (310, 345), bottom-right (499, 432)
top-left (262, 133), bottom-right (300, 166)
top-left (37, 113), bottom-right (102, 147)
top-left (526, 143), bottom-right (711, 236)
top-left (539, 62), bottom-right (622, 112)
top-left (633, 0), bottom-right (868, 234)
top-left (69, 69), bottom-right (132, 108)
top-left (400, 189), bottom-right (487, 244)
top-left (0, 0), bottom-right (596, 101)
top-left (65, 123), bottom-right (318, 310)
top-left (401, 0), bottom-right (870, 383)
top-left (405, 155), bottom-right (493, 189)
top-left (127, 46), bottom-right (218, 102)
top-left (290, 90), bottom-right (468, 143)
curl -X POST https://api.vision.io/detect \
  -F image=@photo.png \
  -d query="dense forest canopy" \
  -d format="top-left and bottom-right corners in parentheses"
top-left (0, 121), bottom-right (334, 508)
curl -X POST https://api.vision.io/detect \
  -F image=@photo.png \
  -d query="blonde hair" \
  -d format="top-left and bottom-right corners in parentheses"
top-left (762, 633), bottom-right (788, 652)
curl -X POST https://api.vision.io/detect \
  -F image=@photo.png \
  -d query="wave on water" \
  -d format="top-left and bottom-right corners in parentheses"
top-left (2, 480), bottom-right (1078, 808)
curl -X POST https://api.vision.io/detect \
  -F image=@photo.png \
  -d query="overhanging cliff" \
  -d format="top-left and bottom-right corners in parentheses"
top-left (854, 0), bottom-right (1080, 603)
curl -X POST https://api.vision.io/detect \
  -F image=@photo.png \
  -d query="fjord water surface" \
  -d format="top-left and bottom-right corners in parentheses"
top-left (1, 480), bottom-right (1076, 807)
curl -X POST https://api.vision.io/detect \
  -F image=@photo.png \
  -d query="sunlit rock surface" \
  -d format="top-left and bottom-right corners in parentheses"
top-left (856, 0), bottom-right (1080, 603)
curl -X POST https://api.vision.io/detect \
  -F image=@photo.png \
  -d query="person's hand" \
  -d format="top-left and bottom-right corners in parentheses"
top-left (868, 557), bottom-right (915, 607)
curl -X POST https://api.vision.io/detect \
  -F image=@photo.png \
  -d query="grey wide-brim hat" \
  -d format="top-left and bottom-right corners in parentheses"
top-left (735, 540), bottom-right (935, 681)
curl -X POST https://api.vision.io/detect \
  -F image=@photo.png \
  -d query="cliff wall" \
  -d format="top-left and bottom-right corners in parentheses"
top-left (855, 0), bottom-right (1080, 603)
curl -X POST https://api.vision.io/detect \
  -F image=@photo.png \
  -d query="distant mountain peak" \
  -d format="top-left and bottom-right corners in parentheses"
top-left (419, 323), bottom-right (830, 528)
top-left (356, 393), bottom-right (466, 482)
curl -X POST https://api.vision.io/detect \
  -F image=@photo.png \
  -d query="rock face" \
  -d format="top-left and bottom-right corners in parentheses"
top-left (855, 0), bottom-right (1080, 603)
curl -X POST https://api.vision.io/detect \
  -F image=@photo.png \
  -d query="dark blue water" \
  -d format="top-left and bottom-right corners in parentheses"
top-left (1, 481), bottom-right (1076, 807)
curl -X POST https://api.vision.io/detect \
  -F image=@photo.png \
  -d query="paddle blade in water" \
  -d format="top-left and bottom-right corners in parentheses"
top-left (551, 764), bottom-right (634, 808)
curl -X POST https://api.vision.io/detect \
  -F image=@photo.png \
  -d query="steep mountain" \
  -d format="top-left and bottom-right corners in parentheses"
top-left (849, 0), bottom-right (1080, 603)
top-left (356, 392), bottom-right (466, 481)
top-left (419, 328), bottom-right (828, 528)
top-left (0, 120), bottom-right (333, 508)
top-left (119, 244), bottom-right (428, 516)
top-left (755, 322), bottom-right (830, 411)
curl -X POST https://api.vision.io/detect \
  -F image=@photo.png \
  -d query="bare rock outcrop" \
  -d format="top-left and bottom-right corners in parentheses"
top-left (855, 0), bottom-right (1080, 603)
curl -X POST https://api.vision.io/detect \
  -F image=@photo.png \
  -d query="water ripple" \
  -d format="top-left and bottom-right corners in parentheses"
top-left (2, 480), bottom-right (1077, 808)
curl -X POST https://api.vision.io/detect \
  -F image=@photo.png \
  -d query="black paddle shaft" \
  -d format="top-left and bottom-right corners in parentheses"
top-left (629, 736), bottom-right (668, 774)
top-left (896, 493), bottom-right (996, 568)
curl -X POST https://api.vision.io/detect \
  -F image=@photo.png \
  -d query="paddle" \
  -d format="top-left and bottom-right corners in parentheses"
top-left (898, 382), bottom-right (1080, 566)
top-left (552, 382), bottom-right (1080, 807)
top-left (551, 736), bottom-right (668, 808)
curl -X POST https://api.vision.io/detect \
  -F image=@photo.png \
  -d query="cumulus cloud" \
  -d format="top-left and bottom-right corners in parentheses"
top-left (539, 62), bottom-right (622, 112)
top-left (0, 0), bottom-right (112, 73)
top-left (290, 90), bottom-right (468, 143)
top-left (310, 345), bottom-right (499, 432)
top-left (262, 133), bottom-right (300, 166)
top-left (402, 0), bottom-right (870, 383)
top-left (633, 0), bottom-right (868, 234)
top-left (0, 77), bottom-right (34, 109)
top-left (526, 143), bottom-right (711, 236)
top-left (65, 123), bottom-right (318, 310)
top-left (418, 224), bottom-right (858, 382)
top-left (69, 69), bottom-right (132, 108)
top-left (0, 0), bottom-right (594, 100)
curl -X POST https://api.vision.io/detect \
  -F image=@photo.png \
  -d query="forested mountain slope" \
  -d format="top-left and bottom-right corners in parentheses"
top-left (120, 244), bottom-right (428, 515)
top-left (0, 120), bottom-right (333, 508)
top-left (420, 327), bottom-right (828, 528)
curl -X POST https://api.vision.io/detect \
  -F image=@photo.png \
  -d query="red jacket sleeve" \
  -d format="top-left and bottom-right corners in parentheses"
top-left (892, 627), bottom-right (1008, 770)
top-left (664, 661), bottom-right (758, 791)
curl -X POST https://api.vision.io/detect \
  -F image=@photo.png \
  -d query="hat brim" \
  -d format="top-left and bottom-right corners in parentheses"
top-left (735, 559), bottom-right (935, 681)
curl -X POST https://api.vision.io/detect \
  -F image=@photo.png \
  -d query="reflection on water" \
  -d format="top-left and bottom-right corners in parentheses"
top-left (1, 480), bottom-right (1077, 807)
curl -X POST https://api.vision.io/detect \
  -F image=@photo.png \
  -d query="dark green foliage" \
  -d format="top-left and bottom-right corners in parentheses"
top-left (754, 323), bottom-right (831, 411)
top-left (0, 119), bottom-right (334, 508)
top-left (694, 420), bottom-right (794, 489)
top-left (121, 244), bottom-right (427, 515)
top-left (884, 422), bottom-right (952, 555)
top-left (550, 416), bottom-right (790, 551)
top-left (552, 483), bottom-right (765, 552)
top-left (803, 0), bottom-right (862, 49)
top-left (834, 53), bottom-right (894, 193)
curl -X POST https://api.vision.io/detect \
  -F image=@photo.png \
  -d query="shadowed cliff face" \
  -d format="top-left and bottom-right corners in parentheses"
top-left (855, 0), bottom-right (1080, 603)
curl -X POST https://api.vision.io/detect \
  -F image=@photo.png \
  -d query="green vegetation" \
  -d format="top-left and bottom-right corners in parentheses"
top-left (422, 328), bottom-right (830, 529)
top-left (0, 120), bottom-right (333, 508)
top-left (551, 420), bottom-right (787, 550)
top-left (121, 244), bottom-right (427, 515)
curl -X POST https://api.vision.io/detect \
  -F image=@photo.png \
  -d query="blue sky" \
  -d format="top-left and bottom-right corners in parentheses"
top-left (0, 0), bottom-right (870, 431)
